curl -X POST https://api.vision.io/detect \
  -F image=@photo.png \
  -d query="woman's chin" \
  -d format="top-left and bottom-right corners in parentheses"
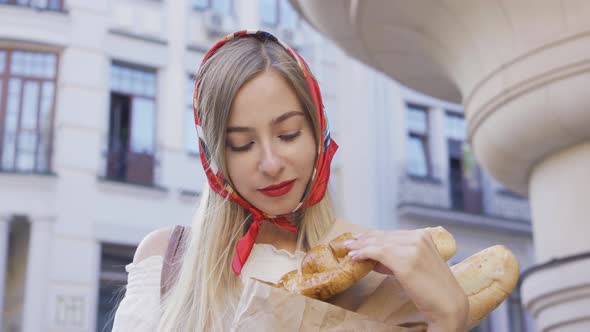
top-left (258, 202), bottom-right (299, 217)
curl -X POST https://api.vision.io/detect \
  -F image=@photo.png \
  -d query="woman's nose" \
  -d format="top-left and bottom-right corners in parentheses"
top-left (258, 143), bottom-right (283, 177)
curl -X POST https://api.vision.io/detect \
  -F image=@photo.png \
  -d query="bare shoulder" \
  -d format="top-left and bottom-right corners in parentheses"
top-left (132, 226), bottom-right (175, 264)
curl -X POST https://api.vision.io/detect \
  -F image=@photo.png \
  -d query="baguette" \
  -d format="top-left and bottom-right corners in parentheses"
top-left (453, 245), bottom-right (520, 329)
top-left (397, 245), bottom-right (520, 330)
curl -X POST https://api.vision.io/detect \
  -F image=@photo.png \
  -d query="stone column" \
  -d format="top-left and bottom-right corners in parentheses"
top-left (520, 141), bottom-right (590, 331)
top-left (21, 217), bottom-right (53, 332)
top-left (0, 215), bottom-right (11, 330)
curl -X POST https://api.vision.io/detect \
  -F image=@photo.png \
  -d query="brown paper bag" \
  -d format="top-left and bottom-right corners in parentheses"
top-left (231, 278), bottom-right (418, 332)
top-left (356, 276), bottom-right (427, 329)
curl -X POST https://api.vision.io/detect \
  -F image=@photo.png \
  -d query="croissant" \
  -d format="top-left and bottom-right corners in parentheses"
top-left (276, 226), bottom-right (456, 301)
top-left (276, 232), bottom-right (376, 301)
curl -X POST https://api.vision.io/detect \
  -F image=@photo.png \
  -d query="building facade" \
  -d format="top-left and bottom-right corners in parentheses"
top-left (0, 1), bottom-right (534, 331)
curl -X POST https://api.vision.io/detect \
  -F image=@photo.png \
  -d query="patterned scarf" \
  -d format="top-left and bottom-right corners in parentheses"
top-left (193, 30), bottom-right (337, 275)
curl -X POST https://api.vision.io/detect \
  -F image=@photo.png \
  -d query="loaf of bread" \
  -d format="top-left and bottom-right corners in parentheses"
top-left (397, 245), bottom-right (520, 331)
top-left (453, 245), bottom-right (520, 329)
top-left (272, 227), bottom-right (519, 330)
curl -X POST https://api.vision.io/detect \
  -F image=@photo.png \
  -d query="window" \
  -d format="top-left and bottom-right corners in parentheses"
top-left (211, 0), bottom-right (232, 15)
top-left (95, 243), bottom-right (135, 332)
top-left (445, 112), bottom-right (466, 141)
top-left (446, 112), bottom-right (483, 213)
top-left (107, 63), bottom-right (157, 186)
top-left (259, 0), bottom-right (299, 29)
top-left (185, 75), bottom-right (199, 155)
top-left (406, 104), bottom-right (430, 177)
top-left (0, 0), bottom-right (64, 11)
top-left (279, 0), bottom-right (298, 30)
top-left (192, 0), bottom-right (209, 10)
top-left (0, 49), bottom-right (58, 173)
top-left (192, 0), bottom-right (232, 15)
top-left (259, 0), bottom-right (279, 26)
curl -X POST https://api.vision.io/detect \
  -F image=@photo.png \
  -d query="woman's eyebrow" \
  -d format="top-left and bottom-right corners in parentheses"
top-left (272, 111), bottom-right (305, 125)
top-left (226, 111), bottom-right (305, 133)
top-left (226, 126), bottom-right (252, 133)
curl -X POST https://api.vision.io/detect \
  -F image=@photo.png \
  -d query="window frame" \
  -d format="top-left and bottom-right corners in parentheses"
top-left (0, 48), bottom-right (59, 174)
top-left (444, 110), bottom-right (466, 141)
top-left (259, 0), bottom-right (300, 29)
top-left (278, 0), bottom-right (299, 30)
top-left (260, 0), bottom-right (280, 27)
top-left (191, 0), bottom-right (211, 10)
top-left (192, 0), bottom-right (234, 15)
top-left (405, 103), bottom-right (431, 178)
top-left (96, 242), bottom-right (136, 332)
top-left (444, 111), bottom-right (485, 214)
top-left (107, 61), bottom-right (158, 186)
top-left (0, 0), bottom-right (65, 11)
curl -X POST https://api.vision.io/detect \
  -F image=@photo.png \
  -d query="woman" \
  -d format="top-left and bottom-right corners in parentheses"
top-left (112, 30), bottom-right (468, 331)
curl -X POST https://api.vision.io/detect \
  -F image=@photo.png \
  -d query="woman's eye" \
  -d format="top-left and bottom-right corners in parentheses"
top-left (279, 131), bottom-right (302, 142)
top-left (228, 142), bottom-right (254, 152)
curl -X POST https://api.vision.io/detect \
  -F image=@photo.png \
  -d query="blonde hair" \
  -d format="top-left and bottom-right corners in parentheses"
top-left (157, 36), bottom-right (335, 331)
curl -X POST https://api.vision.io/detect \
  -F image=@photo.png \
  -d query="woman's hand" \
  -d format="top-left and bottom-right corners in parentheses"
top-left (344, 229), bottom-right (469, 332)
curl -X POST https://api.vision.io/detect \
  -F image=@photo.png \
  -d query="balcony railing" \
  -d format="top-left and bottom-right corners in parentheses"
top-left (484, 188), bottom-right (531, 222)
top-left (398, 173), bottom-right (450, 210)
top-left (0, 0), bottom-right (64, 11)
top-left (105, 146), bottom-right (155, 187)
top-left (398, 165), bottom-right (531, 223)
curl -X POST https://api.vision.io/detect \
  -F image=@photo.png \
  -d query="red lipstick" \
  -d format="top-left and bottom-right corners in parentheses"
top-left (258, 179), bottom-right (296, 197)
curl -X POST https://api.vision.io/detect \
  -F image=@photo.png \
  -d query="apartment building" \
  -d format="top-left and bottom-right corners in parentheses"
top-left (0, 1), bottom-right (534, 331)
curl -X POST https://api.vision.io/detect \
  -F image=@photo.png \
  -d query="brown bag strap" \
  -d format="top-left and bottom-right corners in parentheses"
top-left (160, 225), bottom-right (190, 299)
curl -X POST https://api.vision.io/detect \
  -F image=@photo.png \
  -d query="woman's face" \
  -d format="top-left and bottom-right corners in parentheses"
top-left (225, 70), bottom-right (316, 216)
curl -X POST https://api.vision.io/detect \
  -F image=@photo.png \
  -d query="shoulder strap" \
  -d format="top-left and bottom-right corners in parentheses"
top-left (160, 225), bottom-right (190, 299)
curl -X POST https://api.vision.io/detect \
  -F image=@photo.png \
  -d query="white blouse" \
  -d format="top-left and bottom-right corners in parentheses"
top-left (111, 244), bottom-right (305, 331)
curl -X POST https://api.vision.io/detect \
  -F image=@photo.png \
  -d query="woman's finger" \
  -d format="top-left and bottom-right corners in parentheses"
top-left (345, 231), bottom-right (408, 251)
top-left (348, 244), bottom-right (385, 262)
top-left (344, 236), bottom-right (373, 250)
top-left (353, 229), bottom-right (384, 241)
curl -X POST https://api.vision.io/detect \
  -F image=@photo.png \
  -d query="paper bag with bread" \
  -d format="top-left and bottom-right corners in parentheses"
top-left (231, 224), bottom-right (520, 331)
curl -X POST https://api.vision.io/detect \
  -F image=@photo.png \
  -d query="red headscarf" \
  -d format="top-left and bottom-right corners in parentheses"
top-left (193, 30), bottom-right (337, 275)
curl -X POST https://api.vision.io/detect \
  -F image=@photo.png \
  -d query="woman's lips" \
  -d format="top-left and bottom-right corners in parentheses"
top-left (258, 179), bottom-right (296, 197)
